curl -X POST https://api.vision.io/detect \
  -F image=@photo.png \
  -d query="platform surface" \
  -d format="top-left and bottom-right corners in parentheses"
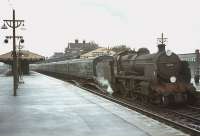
top-left (0, 72), bottom-right (189, 136)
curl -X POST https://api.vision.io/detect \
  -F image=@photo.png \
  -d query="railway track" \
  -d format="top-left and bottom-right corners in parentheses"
top-left (36, 72), bottom-right (200, 136)
top-left (163, 105), bottom-right (200, 131)
top-left (69, 80), bottom-right (200, 136)
top-left (168, 105), bottom-right (200, 123)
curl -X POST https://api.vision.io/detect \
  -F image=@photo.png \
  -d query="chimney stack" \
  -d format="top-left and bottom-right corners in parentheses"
top-left (75, 39), bottom-right (78, 44)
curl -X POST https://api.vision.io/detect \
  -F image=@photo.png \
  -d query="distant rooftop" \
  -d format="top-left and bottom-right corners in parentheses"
top-left (67, 39), bottom-right (98, 49)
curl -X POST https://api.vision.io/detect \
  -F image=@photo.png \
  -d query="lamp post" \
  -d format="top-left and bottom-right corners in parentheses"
top-left (195, 49), bottom-right (200, 83)
top-left (1, 9), bottom-right (25, 96)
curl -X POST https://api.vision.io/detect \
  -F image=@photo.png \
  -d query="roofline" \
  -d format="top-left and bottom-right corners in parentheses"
top-left (178, 53), bottom-right (196, 55)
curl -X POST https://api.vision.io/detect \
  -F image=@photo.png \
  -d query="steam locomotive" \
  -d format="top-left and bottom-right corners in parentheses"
top-left (31, 44), bottom-right (197, 105)
top-left (114, 44), bottom-right (196, 105)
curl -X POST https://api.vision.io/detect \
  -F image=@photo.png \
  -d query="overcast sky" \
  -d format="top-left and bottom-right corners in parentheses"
top-left (0, 0), bottom-right (200, 57)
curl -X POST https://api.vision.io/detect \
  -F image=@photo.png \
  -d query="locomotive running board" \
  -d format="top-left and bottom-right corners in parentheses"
top-left (115, 75), bottom-right (147, 80)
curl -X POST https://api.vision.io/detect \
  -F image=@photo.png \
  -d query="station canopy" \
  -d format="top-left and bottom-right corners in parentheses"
top-left (0, 50), bottom-right (45, 63)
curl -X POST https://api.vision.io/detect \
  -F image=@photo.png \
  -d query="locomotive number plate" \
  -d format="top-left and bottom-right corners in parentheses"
top-left (166, 63), bottom-right (174, 67)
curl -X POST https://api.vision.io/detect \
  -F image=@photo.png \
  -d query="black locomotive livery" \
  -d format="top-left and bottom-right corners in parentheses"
top-left (114, 44), bottom-right (196, 105)
top-left (31, 43), bottom-right (197, 105)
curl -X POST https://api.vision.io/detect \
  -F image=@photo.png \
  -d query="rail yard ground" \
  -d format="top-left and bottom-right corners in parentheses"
top-left (0, 72), bottom-right (190, 136)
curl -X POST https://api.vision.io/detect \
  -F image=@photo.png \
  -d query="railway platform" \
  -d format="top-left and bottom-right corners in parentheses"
top-left (0, 72), bottom-right (189, 136)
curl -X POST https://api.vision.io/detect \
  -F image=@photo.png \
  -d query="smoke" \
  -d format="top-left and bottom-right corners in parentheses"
top-left (97, 77), bottom-right (113, 95)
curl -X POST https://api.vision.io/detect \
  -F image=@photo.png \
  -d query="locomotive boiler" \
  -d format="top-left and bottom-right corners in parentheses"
top-left (114, 43), bottom-right (196, 105)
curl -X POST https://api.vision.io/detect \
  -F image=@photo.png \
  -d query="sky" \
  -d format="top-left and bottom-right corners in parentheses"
top-left (0, 0), bottom-right (200, 57)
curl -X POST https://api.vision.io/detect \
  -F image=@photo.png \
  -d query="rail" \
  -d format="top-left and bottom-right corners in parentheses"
top-left (71, 81), bottom-right (200, 136)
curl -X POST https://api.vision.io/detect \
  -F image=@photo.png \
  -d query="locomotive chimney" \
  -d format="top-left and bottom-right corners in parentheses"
top-left (157, 33), bottom-right (167, 52)
top-left (157, 44), bottom-right (166, 52)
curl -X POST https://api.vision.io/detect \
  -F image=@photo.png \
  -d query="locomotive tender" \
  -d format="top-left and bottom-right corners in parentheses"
top-left (31, 44), bottom-right (196, 105)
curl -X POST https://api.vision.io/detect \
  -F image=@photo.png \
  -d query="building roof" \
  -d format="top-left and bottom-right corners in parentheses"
top-left (0, 50), bottom-right (45, 63)
top-left (50, 52), bottom-right (65, 59)
top-left (80, 47), bottom-right (116, 59)
top-left (67, 40), bottom-right (98, 49)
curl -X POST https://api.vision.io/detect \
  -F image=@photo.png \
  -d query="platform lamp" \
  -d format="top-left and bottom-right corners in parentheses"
top-left (1, 9), bottom-right (25, 96)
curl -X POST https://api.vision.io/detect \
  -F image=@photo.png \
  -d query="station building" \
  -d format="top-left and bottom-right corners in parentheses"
top-left (65, 39), bottom-right (99, 58)
top-left (178, 49), bottom-right (200, 78)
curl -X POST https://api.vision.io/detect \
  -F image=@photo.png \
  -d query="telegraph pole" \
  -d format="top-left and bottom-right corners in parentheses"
top-left (1, 9), bottom-right (25, 96)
